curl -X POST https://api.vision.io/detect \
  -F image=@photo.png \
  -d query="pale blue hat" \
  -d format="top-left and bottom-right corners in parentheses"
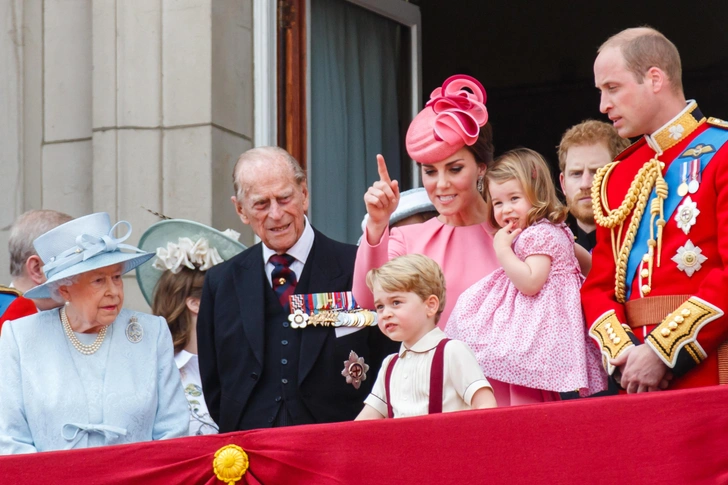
top-left (24, 213), bottom-right (154, 300)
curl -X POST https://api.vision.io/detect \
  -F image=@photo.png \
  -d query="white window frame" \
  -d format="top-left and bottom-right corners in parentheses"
top-left (253, 0), bottom-right (278, 148)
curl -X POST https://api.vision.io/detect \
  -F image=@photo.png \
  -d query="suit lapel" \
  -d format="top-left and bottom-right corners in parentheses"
top-left (298, 232), bottom-right (347, 384)
top-left (233, 246), bottom-right (266, 366)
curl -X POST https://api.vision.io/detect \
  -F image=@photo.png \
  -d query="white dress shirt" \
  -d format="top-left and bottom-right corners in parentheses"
top-left (262, 216), bottom-right (315, 285)
top-left (364, 327), bottom-right (491, 418)
top-left (174, 350), bottom-right (219, 436)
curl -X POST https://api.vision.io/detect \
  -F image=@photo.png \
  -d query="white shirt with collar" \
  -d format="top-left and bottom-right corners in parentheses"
top-left (262, 216), bottom-right (315, 286)
top-left (174, 350), bottom-right (219, 436)
top-left (364, 327), bottom-right (492, 418)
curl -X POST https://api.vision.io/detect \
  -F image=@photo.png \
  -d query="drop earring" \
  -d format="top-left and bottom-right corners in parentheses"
top-left (477, 176), bottom-right (484, 193)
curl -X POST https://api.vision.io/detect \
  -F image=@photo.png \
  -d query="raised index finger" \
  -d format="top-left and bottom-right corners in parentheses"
top-left (376, 154), bottom-right (391, 184)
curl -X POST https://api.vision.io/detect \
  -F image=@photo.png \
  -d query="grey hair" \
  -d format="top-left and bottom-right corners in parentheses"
top-left (9, 210), bottom-right (73, 277)
top-left (47, 275), bottom-right (81, 303)
top-left (232, 146), bottom-right (307, 200)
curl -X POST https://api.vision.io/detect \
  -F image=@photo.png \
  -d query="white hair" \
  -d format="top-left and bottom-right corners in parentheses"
top-left (47, 275), bottom-right (81, 303)
top-left (9, 210), bottom-right (73, 277)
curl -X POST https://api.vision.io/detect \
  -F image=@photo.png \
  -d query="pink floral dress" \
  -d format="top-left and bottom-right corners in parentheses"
top-left (447, 220), bottom-right (606, 397)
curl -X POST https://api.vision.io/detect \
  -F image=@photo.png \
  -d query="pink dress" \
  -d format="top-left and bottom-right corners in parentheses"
top-left (447, 220), bottom-right (607, 404)
top-left (353, 217), bottom-right (499, 329)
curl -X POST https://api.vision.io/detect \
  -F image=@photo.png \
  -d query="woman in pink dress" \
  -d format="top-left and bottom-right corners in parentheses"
top-left (353, 75), bottom-right (498, 328)
top-left (447, 149), bottom-right (607, 406)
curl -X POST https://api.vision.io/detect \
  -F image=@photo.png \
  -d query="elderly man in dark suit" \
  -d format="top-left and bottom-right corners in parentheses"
top-left (198, 146), bottom-right (395, 431)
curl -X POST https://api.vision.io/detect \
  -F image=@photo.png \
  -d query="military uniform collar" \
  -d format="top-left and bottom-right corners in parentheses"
top-left (0, 284), bottom-right (22, 297)
top-left (398, 327), bottom-right (446, 357)
top-left (645, 100), bottom-right (706, 154)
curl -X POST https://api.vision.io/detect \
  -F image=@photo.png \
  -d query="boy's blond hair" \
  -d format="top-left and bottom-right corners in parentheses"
top-left (365, 254), bottom-right (446, 323)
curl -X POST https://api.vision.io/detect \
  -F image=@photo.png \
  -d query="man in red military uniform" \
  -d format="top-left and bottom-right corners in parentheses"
top-left (1, 210), bottom-right (72, 330)
top-left (0, 287), bottom-right (37, 328)
top-left (582, 27), bottom-right (728, 393)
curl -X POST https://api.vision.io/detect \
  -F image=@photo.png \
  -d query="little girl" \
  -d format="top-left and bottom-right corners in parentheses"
top-left (136, 219), bottom-right (246, 435)
top-left (447, 148), bottom-right (606, 406)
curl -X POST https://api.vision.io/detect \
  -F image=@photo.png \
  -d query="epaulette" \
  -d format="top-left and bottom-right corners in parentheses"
top-left (0, 285), bottom-right (22, 297)
top-left (614, 137), bottom-right (646, 162)
top-left (707, 117), bottom-right (728, 129)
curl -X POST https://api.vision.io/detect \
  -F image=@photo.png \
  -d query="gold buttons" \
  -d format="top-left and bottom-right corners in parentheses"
top-left (642, 254), bottom-right (650, 263)
top-left (613, 337), bottom-right (621, 345)
top-left (681, 308), bottom-right (691, 317)
top-left (640, 269), bottom-right (649, 278)
top-left (668, 321), bottom-right (678, 330)
top-left (661, 328), bottom-right (671, 337)
top-left (641, 285), bottom-right (651, 295)
top-left (278, 277), bottom-right (286, 285)
top-left (674, 315), bottom-right (684, 324)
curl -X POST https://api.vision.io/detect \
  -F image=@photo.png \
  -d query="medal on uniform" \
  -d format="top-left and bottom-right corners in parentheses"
top-left (674, 196), bottom-right (700, 235)
top-left (688, 159), bottom-right (701, 194)
top-left (677, 161), bottom-right (689, 197)
top-left (671, 240), bottom-right (707, 277)
top-left (288, 309), bottom-right (309, 329)
top-left (341, 350), bottom-right (369, 389)
top-left (288, 292), bottom-right (377, 328)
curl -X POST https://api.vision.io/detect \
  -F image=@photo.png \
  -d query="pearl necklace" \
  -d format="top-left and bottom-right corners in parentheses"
top-left (60, 306), bottom-right (107, 355)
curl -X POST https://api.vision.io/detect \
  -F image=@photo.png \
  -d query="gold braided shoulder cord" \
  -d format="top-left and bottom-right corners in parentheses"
top-left (592, 159), bottom-right (666, 303)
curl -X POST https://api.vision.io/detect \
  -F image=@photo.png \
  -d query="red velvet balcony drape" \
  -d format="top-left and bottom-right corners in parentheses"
top-left (2, 386), bottom-right (727, 484)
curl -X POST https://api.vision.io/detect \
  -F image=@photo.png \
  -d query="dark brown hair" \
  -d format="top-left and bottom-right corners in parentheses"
top-left (151, 268), bottom-right (205, 354)
top-left (466, 123), bottom-right (495, 168)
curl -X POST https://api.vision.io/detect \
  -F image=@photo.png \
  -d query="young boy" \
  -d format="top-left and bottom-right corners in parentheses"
top-left (356, 254), bottom-right (496, 420)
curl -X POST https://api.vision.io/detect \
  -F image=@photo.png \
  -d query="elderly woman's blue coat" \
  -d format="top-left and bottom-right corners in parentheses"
top-left (0, 308), bottom-right (189, 454)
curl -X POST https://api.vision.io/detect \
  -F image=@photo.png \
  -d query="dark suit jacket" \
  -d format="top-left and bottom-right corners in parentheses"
top-left (197, 228), bottom-right (396, 432)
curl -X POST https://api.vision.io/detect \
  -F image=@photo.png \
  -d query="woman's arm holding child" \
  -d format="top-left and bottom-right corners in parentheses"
top-left (493, 222), bottom-right (551, 296)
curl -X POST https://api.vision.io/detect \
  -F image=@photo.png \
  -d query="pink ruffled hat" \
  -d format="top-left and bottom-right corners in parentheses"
top-left (406, 74), bottom-right (489, 164)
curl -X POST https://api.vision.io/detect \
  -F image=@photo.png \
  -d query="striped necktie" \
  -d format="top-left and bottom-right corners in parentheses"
top-left (270, 254), bottom-right (297, 307)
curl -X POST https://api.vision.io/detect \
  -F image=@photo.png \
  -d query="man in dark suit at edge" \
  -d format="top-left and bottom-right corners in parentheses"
top-left (198, 146), bottom-right (396, 431)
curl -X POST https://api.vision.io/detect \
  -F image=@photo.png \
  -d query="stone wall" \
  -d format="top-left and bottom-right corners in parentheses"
top-left (0, 0), bottom-right (255, 311)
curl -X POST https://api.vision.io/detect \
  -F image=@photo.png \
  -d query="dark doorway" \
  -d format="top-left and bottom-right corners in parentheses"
top-left (416, 0), bottom-right (728, 168)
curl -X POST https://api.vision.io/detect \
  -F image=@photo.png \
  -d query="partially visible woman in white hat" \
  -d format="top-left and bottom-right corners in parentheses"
top-left (0, 213), bottom-right (189, 454)
top-left (136, 219), bottom-right (246, 436)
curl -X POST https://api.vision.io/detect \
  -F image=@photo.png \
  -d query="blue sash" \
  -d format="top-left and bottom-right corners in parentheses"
top-left (0, 293), bottom-right (17, 315)
top-left (625, 126), bottom-right (728, 299)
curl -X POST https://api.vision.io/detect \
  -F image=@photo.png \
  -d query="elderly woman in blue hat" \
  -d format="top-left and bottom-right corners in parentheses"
top-left (0, 213), bottom-right (189, 454)
top-left (136, 219), bottom-right (246, 436)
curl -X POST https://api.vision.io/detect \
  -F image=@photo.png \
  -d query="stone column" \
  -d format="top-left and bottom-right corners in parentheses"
top-left (0, 0), bottom-right (255, 310)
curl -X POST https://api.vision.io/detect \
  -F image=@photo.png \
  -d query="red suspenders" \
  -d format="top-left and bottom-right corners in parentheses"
top-left (384, 338), bottom-right (450, 418)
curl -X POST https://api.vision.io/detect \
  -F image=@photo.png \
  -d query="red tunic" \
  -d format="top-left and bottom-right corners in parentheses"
top-left (0, 288), bottom-right (38, 331)
top-left (582, 107), bottom-right (728, 389)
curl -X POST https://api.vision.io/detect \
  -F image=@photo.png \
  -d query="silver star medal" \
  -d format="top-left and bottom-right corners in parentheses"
top-left (125, 315), bottom-right (143, 343)
top-left (341, 351), bottom-right (369, 389)
top-left (674, 196), bottom-right (700, 235)
top-left (671, 240), bottom-right (707, 277)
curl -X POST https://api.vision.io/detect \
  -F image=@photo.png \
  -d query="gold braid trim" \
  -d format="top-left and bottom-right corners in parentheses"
top-left (592, 159), bottom-right (666, 303)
